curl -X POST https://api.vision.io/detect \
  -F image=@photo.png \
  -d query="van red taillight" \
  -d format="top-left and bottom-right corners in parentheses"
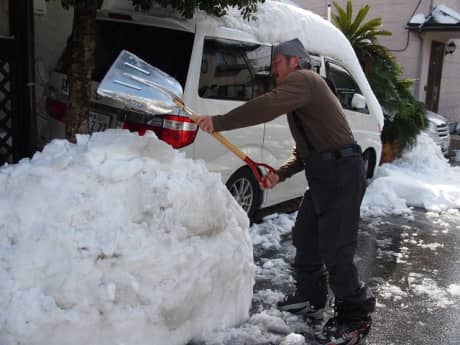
top-left (46, 97), bottom-right (67, 122)
top-left (123, 115), bottom-right (198, 149)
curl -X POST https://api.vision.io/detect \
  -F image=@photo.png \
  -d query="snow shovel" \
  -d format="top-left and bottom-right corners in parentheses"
top-left (97, 50), bottom-right (275, 185)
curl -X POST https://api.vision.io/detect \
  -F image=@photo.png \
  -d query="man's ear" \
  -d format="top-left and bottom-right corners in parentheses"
top-left (290, 56), bottom-right (301, 69)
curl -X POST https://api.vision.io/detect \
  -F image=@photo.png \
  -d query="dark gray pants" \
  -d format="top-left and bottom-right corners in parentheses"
top-left (292, 153), bottom-right (375, 320)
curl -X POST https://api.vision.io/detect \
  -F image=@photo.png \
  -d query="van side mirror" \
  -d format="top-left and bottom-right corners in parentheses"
top-left (351, 93), bottom-right (367, 110)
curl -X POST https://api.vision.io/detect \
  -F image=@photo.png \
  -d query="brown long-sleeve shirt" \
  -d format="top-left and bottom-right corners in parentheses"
top-left (212, 69), bottom-right (354, 182)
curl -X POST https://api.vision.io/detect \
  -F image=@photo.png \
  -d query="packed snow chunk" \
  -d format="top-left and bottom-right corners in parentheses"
top-left (280, 333), bottom-right (306, 345)
top-left (0, 130), bottom-right (255, 345)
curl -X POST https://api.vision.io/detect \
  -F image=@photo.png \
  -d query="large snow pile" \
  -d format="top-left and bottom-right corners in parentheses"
top-left (362, 133), bottom-right (460, 216)
top-left (0, 130), bottom-right (255, 345)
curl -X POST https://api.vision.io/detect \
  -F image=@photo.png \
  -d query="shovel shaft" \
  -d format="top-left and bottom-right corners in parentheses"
top-left (174, 98), bottom-right (247, 161)
top-left (173, 97), bottom-right (276, 185)
top-left (209, 132), bottom-right (248, 161)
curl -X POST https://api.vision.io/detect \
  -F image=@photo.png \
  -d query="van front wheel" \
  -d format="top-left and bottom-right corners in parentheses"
top-left (362, 149), bottom-right (376, 179)
top-left (226, 167), bottom-right (262, 221)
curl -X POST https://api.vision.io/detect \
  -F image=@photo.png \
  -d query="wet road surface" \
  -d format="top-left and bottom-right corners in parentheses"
top-left (194, 208), bottom-right (460, 345)
top-left (251, 209), bottom-right (460, 345)
top-left (359, 210), bottom-right (460, 345)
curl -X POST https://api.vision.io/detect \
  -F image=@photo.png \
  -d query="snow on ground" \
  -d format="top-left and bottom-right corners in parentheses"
top-left (2, 129), bottom-right (460, 345)
top-left (376, 282), bottom-right (408, 302)
top-left (362, 133), bottom-right (460, 217)
top-left (0, 130), bottom-right (254, 345)
top-left (408, 273), bottom-right (455, 309)
top-left (199, 133), bottom-right (460, 343)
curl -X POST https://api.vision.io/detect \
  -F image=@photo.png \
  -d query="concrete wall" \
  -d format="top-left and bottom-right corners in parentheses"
top-left (34, 1), bottom-right (73, 93)
top-left (439, 40), bottom-right (460, 121)
top-left (293, 0), bottom-right (460, 123)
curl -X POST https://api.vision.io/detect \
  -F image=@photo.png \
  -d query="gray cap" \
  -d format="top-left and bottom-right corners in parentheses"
top-left (273, 38), bottom-right (311, 69)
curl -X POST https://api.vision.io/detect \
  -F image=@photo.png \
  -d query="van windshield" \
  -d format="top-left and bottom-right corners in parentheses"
top-left (56, 20), bottom-right (194, 87)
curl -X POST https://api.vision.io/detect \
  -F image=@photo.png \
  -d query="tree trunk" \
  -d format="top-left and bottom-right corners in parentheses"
top-left (65, 1), bottom-right (97, 143)
top-left (380, 139), bottom-right (401, 164)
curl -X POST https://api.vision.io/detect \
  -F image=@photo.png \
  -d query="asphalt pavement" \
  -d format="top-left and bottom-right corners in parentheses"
top-left (191, 207), bottom-right (460, 345)
top-left (359, 209), bottom-right (460, 345)
top-left (249, 208), bottom-right (460, 345)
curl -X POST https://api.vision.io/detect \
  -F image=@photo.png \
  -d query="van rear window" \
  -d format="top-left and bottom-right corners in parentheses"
top-left (56, 20), bottom-right (194, 87)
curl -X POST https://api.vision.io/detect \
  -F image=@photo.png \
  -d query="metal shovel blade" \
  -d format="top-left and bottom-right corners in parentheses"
top-left (97, 50), bottom-right (183, 114)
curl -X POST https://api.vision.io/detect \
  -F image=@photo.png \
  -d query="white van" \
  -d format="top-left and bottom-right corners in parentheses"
top-left (37, 8), bottom-right (382, 220)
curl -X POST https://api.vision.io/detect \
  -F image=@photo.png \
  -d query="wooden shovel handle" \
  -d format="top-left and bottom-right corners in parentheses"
top-left (173, 97), bottom-right (276, 185)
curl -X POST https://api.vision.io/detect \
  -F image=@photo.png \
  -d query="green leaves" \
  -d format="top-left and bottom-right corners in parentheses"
top-left (332, 0), bottom-right (391, 62)
top-left (47, 0), bottom-right (264, 19)
top-left (130, 0), bottom-right (265, 20)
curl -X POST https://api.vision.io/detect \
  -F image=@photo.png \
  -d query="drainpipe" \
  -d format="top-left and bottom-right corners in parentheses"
top-left (327, 3), bottom-right (331, 22)
top-left (414, 32), bottom-right (424, 101)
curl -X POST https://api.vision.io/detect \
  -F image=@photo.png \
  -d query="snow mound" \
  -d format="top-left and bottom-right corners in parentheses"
top-left (0, 130), bottom-right (255, 345)
top-left (362, 133), bottom-right (460, 216)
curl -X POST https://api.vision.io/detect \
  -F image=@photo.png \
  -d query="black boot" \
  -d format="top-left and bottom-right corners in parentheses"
top-left (277, 293), bottom-right (325, 319)
top-left (317, 295), bottom-right (375, 345)
top-left (318, 314), bottom-right (372, 345)
top-left (277, 269), bottom-right (328, 320)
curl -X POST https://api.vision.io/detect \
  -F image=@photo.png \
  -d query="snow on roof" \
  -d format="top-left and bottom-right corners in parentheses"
top-left (409, 13), bottom-right (428, 25)
top-left (408, 4), bottom-right (460, 27)
top-left (196, 1), bottom-right (384, 129)
top-left (432, 4), bottom-right (460, 24)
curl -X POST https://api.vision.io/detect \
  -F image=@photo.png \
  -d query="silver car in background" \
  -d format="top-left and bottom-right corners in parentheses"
top-left (425, 111), bottom-right (451, 156)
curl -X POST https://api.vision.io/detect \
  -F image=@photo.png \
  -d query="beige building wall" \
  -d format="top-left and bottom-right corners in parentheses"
top-left (440, 40), bottom-right (460, 119)
top-left (293, 0), bottom-right (460, 123)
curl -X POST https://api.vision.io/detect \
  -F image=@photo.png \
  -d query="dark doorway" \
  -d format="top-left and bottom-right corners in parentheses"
top-left (0, 0), bottom-right (36, 165)
top-left (425, 40), bottom-right (445, 112)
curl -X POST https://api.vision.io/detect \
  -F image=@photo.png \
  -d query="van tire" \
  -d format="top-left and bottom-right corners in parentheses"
top-left (226, 166), bottom-right (262, 221)
top-left (362, 149), bottom-right (376, 179)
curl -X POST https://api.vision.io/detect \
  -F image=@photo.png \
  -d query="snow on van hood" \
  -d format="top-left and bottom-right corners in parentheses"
top-left (195, 1), bottom-right (384, 129)
top-left (0, 130), bottom-right (254, 345)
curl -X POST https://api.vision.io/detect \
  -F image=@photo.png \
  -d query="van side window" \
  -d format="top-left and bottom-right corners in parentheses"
top-left (199, 37), bottom-right (272, 101)
top-left (326, 61), bottom-right (368, 114)
top-left (57, 20), bottom-right (194, 87)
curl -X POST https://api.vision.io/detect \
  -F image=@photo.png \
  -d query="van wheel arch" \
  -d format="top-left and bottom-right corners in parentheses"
top-left (225, 166), bottom-right (263, 221)
top-left (362, 148), bottom-right (376, 179)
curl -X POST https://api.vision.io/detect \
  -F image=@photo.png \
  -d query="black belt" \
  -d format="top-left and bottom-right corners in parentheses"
top-left (316, 144), bottom-right (362, 161)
